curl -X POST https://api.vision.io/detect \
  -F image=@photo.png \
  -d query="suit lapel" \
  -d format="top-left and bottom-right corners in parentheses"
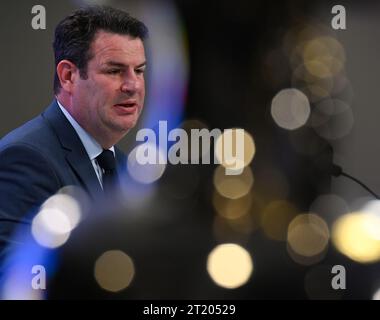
top-left (42, 101), bottom-right (103, 199)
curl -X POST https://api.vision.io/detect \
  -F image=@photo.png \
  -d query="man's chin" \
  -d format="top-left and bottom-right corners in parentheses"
top-left (106, 113), bottom-right (140, 134)
top-left (116, 120), bottom-right (138, 133)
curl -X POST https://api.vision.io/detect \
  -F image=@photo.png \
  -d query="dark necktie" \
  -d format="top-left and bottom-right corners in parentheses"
top-left (96, 149), bottom-right (116, 192)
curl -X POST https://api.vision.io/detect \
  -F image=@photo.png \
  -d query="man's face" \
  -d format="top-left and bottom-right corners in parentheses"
top-left (72, 30), bottom-right (146, 141)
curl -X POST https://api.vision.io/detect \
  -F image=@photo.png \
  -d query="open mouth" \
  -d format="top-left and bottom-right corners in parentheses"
top-left (113, 102), bottom-right (138, 114)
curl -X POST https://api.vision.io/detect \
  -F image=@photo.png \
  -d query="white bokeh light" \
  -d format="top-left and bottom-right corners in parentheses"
top-left (42, 193), bottom-right (82, 229)
top-left (128, 143), bottom-right (167, 184)
top-left (31, 192), bottom-right (82, 249)
top-left (271, 88), bottom-right (311, 130)
top-left (311, 99), bottom-right (354, 140)
top-left (32, 208), bottom-right (72, 249)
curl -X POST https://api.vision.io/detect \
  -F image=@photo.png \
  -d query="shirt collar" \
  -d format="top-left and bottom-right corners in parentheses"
top-left (56, 99), bottom-right (115, 160)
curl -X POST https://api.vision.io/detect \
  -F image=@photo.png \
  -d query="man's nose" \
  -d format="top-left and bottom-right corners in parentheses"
top-left (120, 72), bottom-right (138, 94)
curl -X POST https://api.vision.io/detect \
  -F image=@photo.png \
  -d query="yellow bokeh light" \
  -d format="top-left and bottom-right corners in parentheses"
top-left (212, 191), bottom-right (252, 220)
top-left (213, 165), bottom-right (254, 199)
top-left (262, 200), bottom-right (298, 241)
top-left (213, 191), bottom-right (262, 239)
top-left (287, 214), bottom-right (330, 263)
top-left (284, 26), bottom-right (347, 105)
top-left (291, 64), bottom-right (334, 102)
top-left (285, 24), bottom-right (334, 69)
top-left (94, 250), bottom-right (135, 293)
top-left (302, 36), bottom-right (345, 78)
top-left (307, 84), bottom-right (330, 100)
top-left (283, 24), bottom-right (326, 60)
top-left (332, 213), bottom-right (380, 263)
top-left (305, 60), bottom-right (334, 79)
top-left (215, 129), bottom-right (255, 173)
top-left (207, 243), bottom-right (253, 289)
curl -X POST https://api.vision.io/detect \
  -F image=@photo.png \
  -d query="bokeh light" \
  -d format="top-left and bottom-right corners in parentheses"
top-left (332, 213), bottom-right (380, 263)
top-left (127, 143), bottom-right (167, 184)
top-left (213, 191), bottom-right (263, 240)
top-left (358, 200), bottom-right (380, 222)
top-left (331, 75), bottom-right (354, 105)
top-left (287, 214), bottom-right (330, 265)
top-left (212, 191), bottom-right (252, 220)
top-left (94, 250), bottom-right (135, 293)
top-left (31, 208), bottom-right (72, 249)
top-left (271, 88), bottom-right (311, 130)
top-left (302, 36), bottom-right (346, 79)
top-left (31, 192), bottom-right (82, 249)
top-left (207, 243), bottom-right (253, 289)
top-left (291, 64), bottom-right (333, 102)
top-left (284, 23), bottom-right (332, 64)
top-left (310, 99), bottom-right (354, 140)
top-left (215, 129), bottom-right (255, 173)
top-left (213, 165), bottom-right (254, 199)
top-left (41, 193), bottom-right (82, 229)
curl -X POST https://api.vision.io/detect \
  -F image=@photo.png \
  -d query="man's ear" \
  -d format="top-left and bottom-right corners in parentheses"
top-left (56, 60), bottom-right (79, 93)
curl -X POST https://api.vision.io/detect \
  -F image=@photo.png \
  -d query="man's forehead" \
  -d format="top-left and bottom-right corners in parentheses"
top-left (90, 30), bottom-right (145, 59)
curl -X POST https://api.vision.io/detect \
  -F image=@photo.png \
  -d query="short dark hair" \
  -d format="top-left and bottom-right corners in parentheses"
top-left (53, 5), bottom-right (148, 94)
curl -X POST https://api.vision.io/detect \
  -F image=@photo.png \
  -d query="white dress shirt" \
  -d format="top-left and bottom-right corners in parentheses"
top-left (56, 99), bottom-right (115, 187)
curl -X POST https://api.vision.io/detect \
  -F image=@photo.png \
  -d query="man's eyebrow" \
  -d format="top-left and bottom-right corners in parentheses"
top-left (103, 61), bottom-right (147, 68)
top-left (136, 62), bottom-right (147, 68)
top-left (103, 61), bottom-right (126, 68)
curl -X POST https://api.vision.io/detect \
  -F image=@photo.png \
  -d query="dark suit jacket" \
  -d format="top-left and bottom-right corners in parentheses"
top-left (0, 100), bottom-right (125, 263)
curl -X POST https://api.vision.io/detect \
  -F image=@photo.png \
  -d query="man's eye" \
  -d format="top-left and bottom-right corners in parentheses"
top-left (107, 69), bottom-right (122, 74)
top-left (136, 68), bottom-right (145, 75)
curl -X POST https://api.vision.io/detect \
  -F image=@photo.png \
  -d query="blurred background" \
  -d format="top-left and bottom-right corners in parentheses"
top-left (1, 0), bottom-right (380, 299)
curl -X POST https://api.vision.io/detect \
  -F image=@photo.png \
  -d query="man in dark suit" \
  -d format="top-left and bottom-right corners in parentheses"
top-left (0, 6), bottom-right (148, 266)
